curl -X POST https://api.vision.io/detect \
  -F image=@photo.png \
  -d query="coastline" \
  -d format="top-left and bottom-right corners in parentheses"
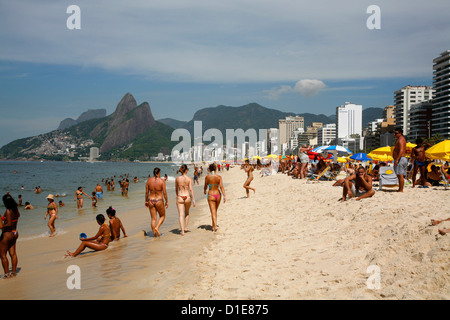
top-left (1, 166), bottom-right (449, 300)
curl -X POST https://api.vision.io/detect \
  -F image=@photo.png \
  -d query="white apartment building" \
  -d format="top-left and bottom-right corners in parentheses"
top-left (394, 85), bottom-right (434, 136)
top-left (336, 102), bottom-right (362, 140)
top-left (432, 50), bottom-right (450, 138)
top-left (317, 123), bottom-right (336, 146)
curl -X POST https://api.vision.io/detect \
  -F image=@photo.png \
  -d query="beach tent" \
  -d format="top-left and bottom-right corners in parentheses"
top-left (425, 140), bottom-right (450, 161)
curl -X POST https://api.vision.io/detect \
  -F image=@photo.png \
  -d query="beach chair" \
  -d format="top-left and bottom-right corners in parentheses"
top-left (308, 165), bottom-right (331, 182)
top-left (440, 172), bottom-right (449, 190)
top-left (378, 166), bottom-right (399, 191)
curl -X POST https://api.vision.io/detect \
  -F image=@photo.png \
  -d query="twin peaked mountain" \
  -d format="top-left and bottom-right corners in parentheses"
top-left (0, 93), bottom-right (381, 161)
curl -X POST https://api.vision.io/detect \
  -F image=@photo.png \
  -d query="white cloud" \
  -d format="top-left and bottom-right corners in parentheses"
top-left (266, 80), bottom-right (326, 99)
top-left (293, 80), bottom-right (327, 97)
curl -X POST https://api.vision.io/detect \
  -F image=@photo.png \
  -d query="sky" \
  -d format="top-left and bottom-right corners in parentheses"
top-left (0, 0), bottom-right (449, 147)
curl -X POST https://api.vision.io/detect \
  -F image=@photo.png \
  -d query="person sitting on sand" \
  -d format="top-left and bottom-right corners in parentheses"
top-left (440, 163), bottom-right (450, 181)
top-left (341, 167), bottom-right (375, 202)
top-left (66, 214), bottom-right (111, 257)
top-left (106, 207), bottom-right (127, 240)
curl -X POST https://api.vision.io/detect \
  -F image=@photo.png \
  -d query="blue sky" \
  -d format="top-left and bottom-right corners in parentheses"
top-left (0, 0), bottom-right (447, 147)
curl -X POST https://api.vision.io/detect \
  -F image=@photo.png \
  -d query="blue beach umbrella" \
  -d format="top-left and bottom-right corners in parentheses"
top-left (349, 153), bottom-right (371, 161)
top-left (324, 145), bottom-right (352, 154)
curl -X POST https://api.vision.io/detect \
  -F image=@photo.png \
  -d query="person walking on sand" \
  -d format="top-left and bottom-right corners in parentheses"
top-left (65, 214), bottom-right (111, 257)
top-left (243, 159), bottom-right (255, 198)
top-left (44, 194), bottom-right (58, 237)
top-left (0, 194), bottom-right (20, 278)
top-left (74, 187), bottom-right (91, 209)
top-left (204, 163), bottom-right (226, 232)
top-left (145, 168), bottom-right (168, 237)
top-left (393, 128), bottom-right (407, 192)
top-left (175, 164), bottom-right (196, 236)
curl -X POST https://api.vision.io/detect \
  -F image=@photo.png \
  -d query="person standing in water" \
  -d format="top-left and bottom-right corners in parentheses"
top-left (74, 187), bottom-right (91, 209)
top-left (44, 194), bottom-right (58, 237)
top-left (145, 168), bottom-right (168, 237)
top-left (175, 164), bottom-right (195, 236)
top-left (204, 163), bottom-right (226, 232)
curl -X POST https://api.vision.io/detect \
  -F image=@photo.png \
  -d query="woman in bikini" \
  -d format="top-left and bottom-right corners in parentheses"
top-left (44, 194), bottom-right (58, 237)
top-left (66, 214), bottom-right (111, 257)
top-left (145, 168), bottom-right (168, 237)
top-left (243, 159), bottom-right (256, 198)
top-left (74, 187), bottom-right (91, 209)
top-left (175, 164), bottom-right (196, 236)
top-left (204, 163), bottom-right (226, 232)
top-left (0, 194), bottom-right (20, 278)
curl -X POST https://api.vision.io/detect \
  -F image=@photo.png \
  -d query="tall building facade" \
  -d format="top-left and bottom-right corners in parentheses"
top-left (394, 85), bottom-right (434, 136)
top-left (432, 50), bottom-right (450, 138)
top-left (317, 123), bottom-right (336, 146)
top-left (336, 102), bottom-right (362, 140)
top-left (278, 116), bottom-right (304, 150)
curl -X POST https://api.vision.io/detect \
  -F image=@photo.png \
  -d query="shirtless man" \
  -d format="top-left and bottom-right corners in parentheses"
top-left (341, 167), bottom-right (375, 201)
top-left (95, 183), bottom-right (104, 200)
top-left (411, 138), bottom-right (431, 188)
top-left (392, 128), bottom-right (407, 192)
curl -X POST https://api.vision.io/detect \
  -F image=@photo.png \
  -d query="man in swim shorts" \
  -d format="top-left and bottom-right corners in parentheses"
top-left (95, 183), bottom-right (103, 200)
top-left (411, 138), bottom-right (431, 188)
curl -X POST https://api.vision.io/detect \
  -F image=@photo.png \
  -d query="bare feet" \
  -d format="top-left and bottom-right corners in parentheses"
top-left (438, 229), bottom-right (449, 235)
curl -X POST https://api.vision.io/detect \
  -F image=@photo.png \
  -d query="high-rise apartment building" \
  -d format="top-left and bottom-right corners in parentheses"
top-left (432, 50), bottom-right (450, 138)
top-left (278, 116), bottom-right (304, 149)
top-left (336, 102), bottom-right (362, 140)
top-left (317, 123), bottom-right (336, 146)
top-left (394, 85), bottom-right (434, 136)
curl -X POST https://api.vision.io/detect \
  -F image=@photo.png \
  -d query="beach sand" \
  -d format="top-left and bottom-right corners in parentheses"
top-left (1, 166), bottom-right (449, 300)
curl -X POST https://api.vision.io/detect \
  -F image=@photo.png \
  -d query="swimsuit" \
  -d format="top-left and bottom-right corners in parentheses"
top-left (148, 198), bottom-right (163, 205)
top-left (414, 160), bottom-right (427, 167)
top-left (207, 178), bottom-right (220, 200)
top-left (2, 213), bottom-right (18, 235)
top-left (178, 195), bottom-right (189, 201)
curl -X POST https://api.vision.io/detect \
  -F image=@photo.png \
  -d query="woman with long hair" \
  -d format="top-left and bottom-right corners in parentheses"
top-left (145, 167), bottom-right (168, 237)
top-left (204, 163), bottom-right (226, 232)
top-left (175, 164), bottom-right (195, 236)
top-left (0, 194), bottom-right (20, 278)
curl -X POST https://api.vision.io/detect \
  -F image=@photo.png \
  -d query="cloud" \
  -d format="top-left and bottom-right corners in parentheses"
top-left (293, 80), bottom-right (327, 97)
top-left (266, 80), bottom-right (326, 99)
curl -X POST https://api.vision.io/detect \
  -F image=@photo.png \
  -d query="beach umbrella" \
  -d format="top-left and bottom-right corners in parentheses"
top-left (349, 153), bottom-right (371, 162)
top-left (324, 145), bottom-right (352, 154)
top-left (265, 154), bottom-right (279, 159)
top-left (251, 156), bottom-right (262, 160)
top-left (367, 153), bottom-right (393, 162)
top-left (425, 140), bottom-right (450, 161)
top-left (337, 157), bottom-right (348, 163)
top-left (311, 146), bottom-right (328, 153)
top-left (370, 146), bottom-right (393, 156)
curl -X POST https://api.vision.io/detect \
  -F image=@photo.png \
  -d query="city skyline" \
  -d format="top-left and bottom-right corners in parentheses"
top-left (1, 1), bottom-right (448, 147)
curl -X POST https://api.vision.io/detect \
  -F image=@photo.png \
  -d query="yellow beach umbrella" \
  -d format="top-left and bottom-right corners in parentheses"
top-left (425, 140), bottom-right (450, 161)
top-left (370, 146), bottom-right (393, 156)
top-left (367, 153), bottom-right (393, 162)
top-left (337, 157), bottom-right (348, 163)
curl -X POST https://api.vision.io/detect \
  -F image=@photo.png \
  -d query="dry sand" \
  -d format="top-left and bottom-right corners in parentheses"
top-left (1, 166), bottom-right (449, 300)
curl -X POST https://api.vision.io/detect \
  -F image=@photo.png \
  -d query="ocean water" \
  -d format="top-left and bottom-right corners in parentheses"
top-left (0, 160), bottom-right (183, 239)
